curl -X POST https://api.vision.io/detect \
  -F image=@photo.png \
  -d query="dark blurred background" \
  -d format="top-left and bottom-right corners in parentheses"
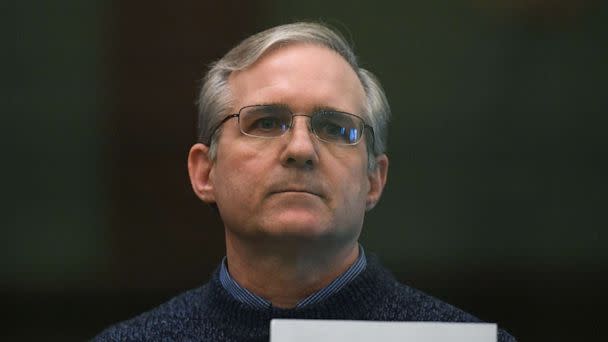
top-left (2, 0), bottom-right (607, 340)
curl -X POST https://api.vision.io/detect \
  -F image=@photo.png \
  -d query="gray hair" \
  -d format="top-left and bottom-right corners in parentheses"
top-left (196, 22), bottom-right (390, 170)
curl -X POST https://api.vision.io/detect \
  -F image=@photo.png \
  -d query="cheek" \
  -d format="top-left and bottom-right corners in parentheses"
top-left (213, 146), bottom-right (269, 203)
top-left (329, 160), bottom-right (369, 208)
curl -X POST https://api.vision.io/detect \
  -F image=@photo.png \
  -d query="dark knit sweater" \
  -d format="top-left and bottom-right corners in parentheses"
top-left (94, 256), bottom-right (516, 341)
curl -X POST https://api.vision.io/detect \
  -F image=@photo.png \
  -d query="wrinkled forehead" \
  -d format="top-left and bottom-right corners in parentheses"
top-left (227, 43), bottom-right (367, 117)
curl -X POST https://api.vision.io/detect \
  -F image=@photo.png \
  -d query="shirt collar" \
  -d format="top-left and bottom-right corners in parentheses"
top-left (219, 245), bottom-right (367, 309)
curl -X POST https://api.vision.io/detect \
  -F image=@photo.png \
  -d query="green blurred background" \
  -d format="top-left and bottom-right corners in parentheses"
top-left (2, 0), bottom-right (606, 340)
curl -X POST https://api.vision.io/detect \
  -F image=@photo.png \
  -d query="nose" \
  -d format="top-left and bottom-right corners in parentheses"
top-left (280, 116), bottom-right (319, 169)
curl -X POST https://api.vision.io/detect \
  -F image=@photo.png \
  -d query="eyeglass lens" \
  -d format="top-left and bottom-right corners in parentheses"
top-left (239, 105), bottom-right (363, 145)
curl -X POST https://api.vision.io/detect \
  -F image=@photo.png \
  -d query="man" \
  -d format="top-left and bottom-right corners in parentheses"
top-left (95, 22), bottom-right (516, 341)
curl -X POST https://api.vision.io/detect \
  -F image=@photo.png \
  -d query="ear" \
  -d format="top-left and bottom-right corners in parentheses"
top-left (188, 143), bottom-right (216, 204)
top-left (366, 154), bottom-right (389, 211)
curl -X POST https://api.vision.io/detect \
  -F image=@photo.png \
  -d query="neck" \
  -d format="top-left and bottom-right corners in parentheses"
top-left (224, 231), bottom-right (359, 309)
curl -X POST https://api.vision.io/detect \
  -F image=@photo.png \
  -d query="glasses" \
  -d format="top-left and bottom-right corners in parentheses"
top-left (211, 104), bottom-right (373, 146)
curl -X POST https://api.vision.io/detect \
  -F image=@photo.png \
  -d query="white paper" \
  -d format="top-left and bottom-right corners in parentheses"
top-left (270, 319), bottom-right (497, 342)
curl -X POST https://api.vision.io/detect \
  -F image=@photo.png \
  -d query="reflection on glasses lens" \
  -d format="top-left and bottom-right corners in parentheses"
top-left (312, 111), bottom-right (361, 144)
top-left (239, 105), bottom-right (365, 145)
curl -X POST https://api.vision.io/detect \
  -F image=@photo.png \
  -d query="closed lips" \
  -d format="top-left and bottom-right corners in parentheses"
top-left (270, 188), bottom-right (323, 198)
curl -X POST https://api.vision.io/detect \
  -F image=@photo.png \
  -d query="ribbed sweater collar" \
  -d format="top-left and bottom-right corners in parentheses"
top-left (193, 255), bottom-right (394, 340)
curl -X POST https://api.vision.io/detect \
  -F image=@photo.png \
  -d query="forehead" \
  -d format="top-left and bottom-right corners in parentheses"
top-left (227, 43), bottom-right (366, 115)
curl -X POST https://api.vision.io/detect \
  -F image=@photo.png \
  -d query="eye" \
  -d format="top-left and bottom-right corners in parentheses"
top-left (254, 116), bottom-right (280, 130)
top-left (320, 122), bottom-right (345, 137)
top-left (240, 107), bottom-right (291, 137)
top-left (241, 105), bottom-right (290, 137)
top-left (313, 111), bottom-right (361, 143)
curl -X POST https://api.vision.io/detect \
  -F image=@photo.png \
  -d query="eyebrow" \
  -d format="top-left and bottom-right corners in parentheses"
top-left (260, 102), bottom-right (290, 110)
top-left (311, 105), bottom-right (345, 113)
top-left (258, 103), bottom-right (346, 114)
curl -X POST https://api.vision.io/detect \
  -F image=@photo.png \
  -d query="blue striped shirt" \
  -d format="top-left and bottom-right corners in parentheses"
top-left (219, 245), bottom-right (367, 309)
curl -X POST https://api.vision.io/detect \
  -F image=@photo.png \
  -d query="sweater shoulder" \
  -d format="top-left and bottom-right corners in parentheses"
top-left (374, 275), bottom-right (481, 322)
top-left (92, 283), bottom-right (213, 341)
top-left (361, 257), bottom-right (476, 322)
top-left (382, 278), bottom-right (517, 341)
top-left (364, 259), bottom-right (517, 342)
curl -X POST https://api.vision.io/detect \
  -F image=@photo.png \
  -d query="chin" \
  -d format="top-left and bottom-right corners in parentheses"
top-left (263, 212), bottom-right (333, 238)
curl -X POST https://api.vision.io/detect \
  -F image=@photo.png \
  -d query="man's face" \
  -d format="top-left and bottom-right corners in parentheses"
top-left (190, 43), bottom-right (387, 244)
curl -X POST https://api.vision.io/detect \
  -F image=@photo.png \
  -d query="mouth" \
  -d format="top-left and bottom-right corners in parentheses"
top-left (270, 189), bottom-right (323, 198)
